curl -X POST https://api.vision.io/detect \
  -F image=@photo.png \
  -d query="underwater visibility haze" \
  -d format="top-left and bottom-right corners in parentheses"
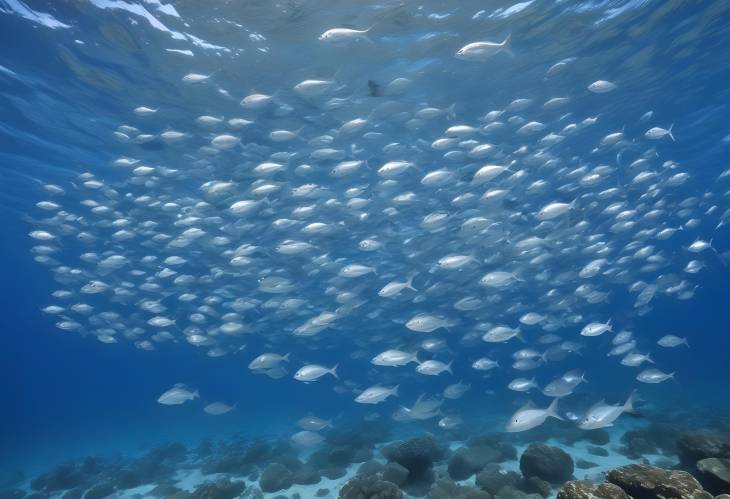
top-left (2, 0), bottom-right (730, 498)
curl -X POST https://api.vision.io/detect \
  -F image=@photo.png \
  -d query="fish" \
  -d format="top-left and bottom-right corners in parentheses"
top-left (657, 335), bottom-right (689, 348)
top-left (506, 398), bottom-right (563, 432)
top-left (157, 384), bottom-right (199, 405)
top-left (355, 385), bottom-right (399, 404)
top-left (456, 34), bottom-right (512, 61)
top-left (578, 391), bottom-right (637, 429)
top-left (293, 364), bottom-right (339, 382)
top-left (290, 430), bottom-right (324, 447)
top-left (415, 359), bottom-right (453, 376)
top-left (636, 368), bottom-right (675, 383)
top-left (406, 314), bottom-right (457, 333)
top-left (296, 416), bottom-right (333, 431)
top-left (203, 402), bottom-right (235, 415)
top-left (248, 353), bottom-right (290, 370)
top-left (371, 349), bottom-right (420, 367)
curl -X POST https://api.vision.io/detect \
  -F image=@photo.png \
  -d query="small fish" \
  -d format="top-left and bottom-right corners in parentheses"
top-left (204, 402), bottom-right (235, 415)
top-left (456, 34), bottom-right (512, 61)
top-left (294, 364), bottom-right (339, 382)
top-left (157, 384), bottom-right (199, 405)
top-left (636, 368), bottom-right (674, 383)
top-left (657, 335), bottom-right (689, 348)
top-left (579, 391), bottom-right (636, 429)
top-left (506, 398), bottom-right (563, 432)
top-left (355, 385), bottom-right (399, 404)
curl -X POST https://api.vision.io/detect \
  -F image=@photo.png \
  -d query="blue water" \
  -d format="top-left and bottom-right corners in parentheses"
top-left (2, 0), bottom-right (730, 497)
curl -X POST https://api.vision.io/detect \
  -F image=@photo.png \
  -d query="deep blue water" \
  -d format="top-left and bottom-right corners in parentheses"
top-left (2, 0), bottom-right (730, 496)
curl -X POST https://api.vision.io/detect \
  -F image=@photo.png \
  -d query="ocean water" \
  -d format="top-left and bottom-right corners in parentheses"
top-left (2, 1), bottom-right (730, 498)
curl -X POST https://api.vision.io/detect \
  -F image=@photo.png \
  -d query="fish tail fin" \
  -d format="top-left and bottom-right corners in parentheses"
top-left (646, 354), bottom-right (655, 364)
top-left (447, 360), bottom-right (454, 375)
top-left (501, 33), bottom-right (515, 58)
top-left (446, 103), bottom-right (457, 120)
top-left (547, 398), bottom-right (563, 420)
top-left (581, 372), bottom-right (589, 384)
top-left (669, 123), bottom-right (676, 142)
top-left (412, 351), bottom-right (422, 365)
top-left (283, 352), bottom-right (291, 362)
top-left (193, 390), bottom-right (200, 400)
top-left (392, 384), bottom-right (400, 397)
top-left (330, 364), bottom-right (339, 379)
top-left (406, 272), bottom-right (418, 291)
top-left (516, 330), bottom-right (526, 343)
top-left (684, 338), bottom-right (690, 348)
top-left (624, 389), bottom-right (638, 413)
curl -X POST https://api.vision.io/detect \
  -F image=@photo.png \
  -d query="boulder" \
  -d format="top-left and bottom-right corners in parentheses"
top-left (316, 488), bottom-right (330, 497)
top-left (427, 479), bottom-right (491, 499)
top-left (557, 481), bottom-right (631, 499)
top-left (191, 478), bottom-right (246, 499)
top-left (382, 436), bottom-right (447, 475)
top-left (575, 459), bottom-right (599, 470)
top-left (677, 433), bottom-right (730, 468)
top-left (522, 476), bottom-right (551, 497)
top-left (696, 458), bottom-right (730, 495)
top-left (520, 444), bottom-right (574, 483)
top-left (476, 464), bottom-right (521, 495)
top-left (357, 460), bottom-right (385, 477)
top-left (449, 446), bottom-right (502, 480)
top-left (322, 467), bottom-right (347, 480)
top-left (84, 482), bottom-right (115, 499)
top-left (293, 464), bottom-right (321, 485)
top-left (339, 476), bottom-right (404, 499)
top-left (382, 463), bottom-right (409, 487)
top-left (259, 463), bottom-right (293, 493)
top-left (588, 446), bottom-right (609, 457)
top-left (607, 463), bottom-right (708, 499)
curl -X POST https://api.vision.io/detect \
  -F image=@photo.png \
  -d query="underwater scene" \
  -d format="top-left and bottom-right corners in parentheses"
top-left (2, 0), bottom-right (730, 498)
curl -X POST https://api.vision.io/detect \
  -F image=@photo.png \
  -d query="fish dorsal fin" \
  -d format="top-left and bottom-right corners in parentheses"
top-left (173, 383), bottom-right (188, 389)
top-left (587, 399), bottom-right (606, 412)
top-left (518, 399), bottom-right (536, 411)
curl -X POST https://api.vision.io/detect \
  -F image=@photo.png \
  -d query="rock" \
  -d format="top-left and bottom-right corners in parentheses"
top-left (31, 463), bottom-right (86, 492)
top-left (696, 458), bottom-right (730, 495)
top-left (148, 482), bottom-right (182, 497)
top-left (293, 464), bottom-right (321, 485)
top-left (427, 479), bottom-right (491, 499)
top-left (339, 476), bottom-right (404, 499)
top-left (358, 460), bottom-right (385, 477)
top-left (322, 467), bottom-right (347, 480)
top-left (315, 488), bottom-right (330, 497)
top-left (241, 487), bottom-right (264, 499)
top-left (467, 435), bottom-right (518, 462)
top-left (575, 460), bottom-right (599, 470)
top-left (382, 436), bottom-right (447, 490)
top-left (60, 490), bottom-right (84, 499)
top-left (494, 485), bottom-right (533, 499)
top-left (520, 444), bottom-right (574, 484)
top-left (84, 482), bottom-right (115, 499)
top-left (677, 433), bottom-right (730, 468)
top-left (382, 436), bottom-right (448, 475)
top-left (191, 478), bottom-right (246, 499)
top-left (382, 463), bottom-right (409, 487)
top-left (621, 424), bottom-right (679, 459)
top-left (607, 463), bottom-right (707, 499)
top-left (449, 446), bottom-right (502, 480)
top-left (476, 464), bottom-right (521, 495)
top-left (329, 446), bottom-right (357, 466)
top-left (557, 481), bottom-right (631, 499)
top-left (588, 446), bottom-right (609, 457)
top-left (259, 463), bottom-right (293, 493)
top-left (522, 476), bottom-right (551, 497)
top-left (585, 430), bottom-right (611, 446)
